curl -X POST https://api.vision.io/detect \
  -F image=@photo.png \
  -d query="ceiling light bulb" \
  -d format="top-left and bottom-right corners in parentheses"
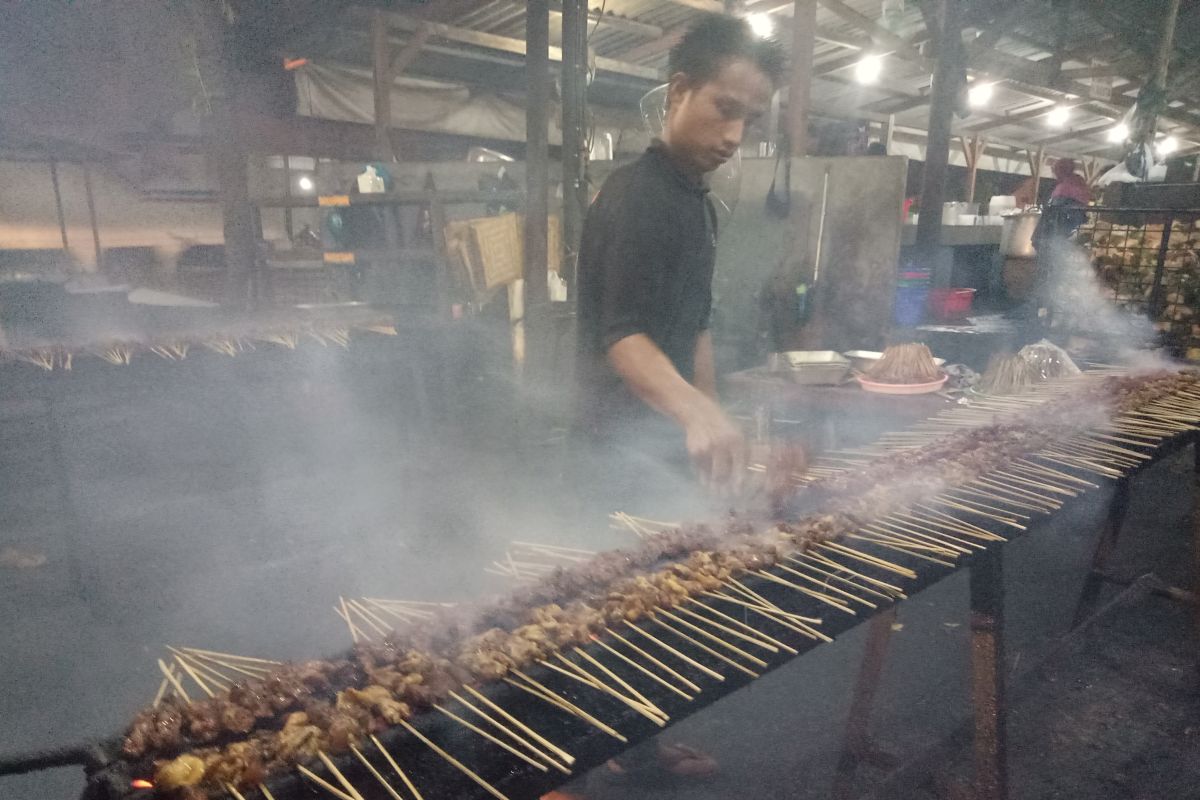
top-left (298, 175), bottom-right (315, 192)
top-left (1107, 123), bottom-right (1129, 144)
top-left (1047, 105), bottom-right (1070, 127)
top-left (1158, 135), bottom-right (1179, 156)
top-left (855, 54), bottom-right (883, 85)
top-left (967, 82), bottom-right (993, 108)
top-left (746, 13), bottom-right (774, 39)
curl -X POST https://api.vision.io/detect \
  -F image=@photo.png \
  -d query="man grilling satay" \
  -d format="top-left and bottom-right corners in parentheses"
top-left (575, 17), bottom-right (784, 510)
top-left (561, 17), bottom-right (785, 795)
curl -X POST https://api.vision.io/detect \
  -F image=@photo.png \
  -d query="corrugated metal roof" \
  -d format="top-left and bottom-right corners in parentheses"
top-left (295, 0), bottom-right (1200, 167)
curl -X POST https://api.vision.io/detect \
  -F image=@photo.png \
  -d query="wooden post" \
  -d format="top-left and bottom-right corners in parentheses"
top-left (789, 0), bottom-right (817, 158)
top-left (1027, 145), bottom-right (1045, 204)
top-left (524, 0), bottom-right (550, 309)
top-left (82, 165), bottom-right (103, 272)
top-left (372, 9), bottom-right (396, 163)
top-left (915, 0), bottom-right (963, 254)
top-left (283, 154), bottom-right (294, 241)
top-left (961, 135), bottom-right (986, 204)
top-left (48, 159), bottom-right (69, 252)
top-left (560, 0), bottom-right (588, 294)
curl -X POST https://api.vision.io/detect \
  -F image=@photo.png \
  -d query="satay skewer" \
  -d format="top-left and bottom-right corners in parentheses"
top-left (171, 655), bottom-right (216, 698)
top-left (507, 668), bottom-right (629, 740)
top-left (463, 685), bottom-right (575, 765)
top-left (620, 621), bottom-right (726, 681)
top-left (346, 599), bottom-right (395, 636)
top-left (157, 658), bottom-right (192, 704)
top-left (398, 720), bottom-right (513, 800)
top-left (348, 745), bottom-right (408, 800)
top-left (539, 656), bottom-right (667, 726)
top-left (678, 600), bottom-right (794, 650)
top-left (704, 590), bottom-right (826, 639)
top-left (166, 648), bottom-right (233, 688)
top-left (152, 665), bottom-right (179, 707)
top-left (178, 647), bottom-right (281, 666)
top-left (318, 751), bottom-right (366, 800)
top-left (448, 690), bottom-right (567, 770)
top-left (297, 765), bottom-right (357, 800)
top-left (792, 553), bottom-right (907, 596)
top-left (649, 616), bottom-right (760, 678)
top-left (601, 627), bottom-right (703, 693)
top-left (683, 597), bottom-right (800, 652)
top-left (816, 542), bottom-right (919, 579)
top-left (783, 556), bottom-right (903, 601)
top-left (752, 569), bottom-right (858, 613)
top-left (772, 562), bottom-right (880, 607)
top-left (655, 609), bottom-right (772, 666)
top-left (370, 735), bottom-right (425, 800)
top-left (589, 634), bottom-right (700, 698)
top-left (181, 651), bottom-right (272, 680)
top-left (572, 648), bottom-right (669, 720)
top-left (334, 601), bottom-right (367, 643)
top-left (432, 704), bottom-right (552, 773)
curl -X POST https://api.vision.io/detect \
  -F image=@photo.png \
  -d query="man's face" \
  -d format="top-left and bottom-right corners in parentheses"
top-left (663, 57), bottom-right (774, 175)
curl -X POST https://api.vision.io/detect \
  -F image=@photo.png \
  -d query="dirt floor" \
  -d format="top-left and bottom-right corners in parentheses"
top-left (0, 346), bottom-right (1197, 800)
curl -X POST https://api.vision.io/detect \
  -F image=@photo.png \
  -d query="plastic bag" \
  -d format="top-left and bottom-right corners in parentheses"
top-left (1017, 339), bottom-right (1081, 381)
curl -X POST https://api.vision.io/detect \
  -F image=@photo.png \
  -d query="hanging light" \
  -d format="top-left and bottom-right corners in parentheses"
top-left (745, 13), bottom-right (774, 39)
top-left (855, 54), bottom-right (883, 85)
top-left (967, 82), bottom-right (994, 108)
top-left (1046, 105), bottom-right (1070, 127)
top-left (297, 175), bottom-right (315, 192)
top-left (1158, 135), bottom-right (1179, 156)
top-left (1107, 123), bottom-right (1129, 143)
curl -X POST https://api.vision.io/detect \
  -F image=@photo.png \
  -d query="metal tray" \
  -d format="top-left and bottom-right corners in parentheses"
top-left (768, 351), bottom-right (851, 385)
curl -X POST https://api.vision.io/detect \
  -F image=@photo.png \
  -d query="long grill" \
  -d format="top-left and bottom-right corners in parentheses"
top-left (75, 370), bottom-right (1200, 800)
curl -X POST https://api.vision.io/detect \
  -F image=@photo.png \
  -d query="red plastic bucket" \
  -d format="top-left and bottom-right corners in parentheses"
top-left (928, 287), bottom-right (976, 321)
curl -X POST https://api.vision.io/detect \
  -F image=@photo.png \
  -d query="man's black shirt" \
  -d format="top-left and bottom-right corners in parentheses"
top-left (575, 142), bottom-right (717, 439)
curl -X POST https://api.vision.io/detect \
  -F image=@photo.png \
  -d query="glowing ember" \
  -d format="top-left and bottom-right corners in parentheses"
top-left (131, 779), bottom-right (154, 790)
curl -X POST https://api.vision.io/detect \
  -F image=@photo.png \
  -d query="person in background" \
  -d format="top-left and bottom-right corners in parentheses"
top-left (1048, 157), bottom-right (1091, 206)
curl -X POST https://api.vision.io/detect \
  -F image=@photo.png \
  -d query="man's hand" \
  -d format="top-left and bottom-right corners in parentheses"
top-left (681, 399), bottom-right (746, 491)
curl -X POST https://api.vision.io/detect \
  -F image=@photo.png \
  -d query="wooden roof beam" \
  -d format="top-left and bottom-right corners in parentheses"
top-left (358, 8), bottom-right (662, 81)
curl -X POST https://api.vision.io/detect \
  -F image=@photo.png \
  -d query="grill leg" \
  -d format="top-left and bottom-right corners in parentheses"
top-left (1071, 478), bottom-right (1131, 628)
top-left (969, 548), bottom-right (1008, 800)
top-left (832, 606), bottom-right (898, 800)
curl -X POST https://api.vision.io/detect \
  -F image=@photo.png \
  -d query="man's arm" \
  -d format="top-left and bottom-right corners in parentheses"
top-left (608, 334), bottom-right (743, 487)
top-left (693, 331), bottom-right (717, 400)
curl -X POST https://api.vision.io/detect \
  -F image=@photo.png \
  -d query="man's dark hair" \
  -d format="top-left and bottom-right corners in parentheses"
top-left (668, 15), bottom-right (786, 87)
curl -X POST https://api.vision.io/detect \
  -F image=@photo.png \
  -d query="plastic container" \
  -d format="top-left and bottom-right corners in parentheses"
top-left (928, 287), bottom-right (976, 321)
top-left (894, 285), bottom-right (929, 326)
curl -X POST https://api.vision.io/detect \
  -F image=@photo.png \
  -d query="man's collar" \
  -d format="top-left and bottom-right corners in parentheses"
top-left (647, 139), bottom-right (709, 196)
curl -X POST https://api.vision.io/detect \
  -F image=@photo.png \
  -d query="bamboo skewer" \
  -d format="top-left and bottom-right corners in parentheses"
top-left (656, 609), bottom-right (771, 666)
top-left (507, 668), bottom-right (629, 740)
top-left (432, 704), bottom-right (551, 773)
top-left (178, 647), bottom-right (280, 666)
top-left (166, 648), bottom-right (234, 688)
top-left (348, 744), bottom-right (408, 800)
top-left (171, 655), bottom-right (216, 698)
top-left (817, 542), bottom-right (919, 579)
top-left (602, 627), bottom-right (703, 693)
top-left (795, 553), bottom-right (908, 596)
top-left (447, 690), bottom-right (565, 770)
top-left (589, 635), bottom-right (698, 698)
top-left (297, 765), bottom-right (356, 800)
top-left (573, 647), bottom-right (668, 720)
top-left (346, 599), bottom-right (395, 636)
top-left (334, 604), bottom-right (365, 643)
top-left (753, 569), bottom-right (858, 614)
top-left (538, 657), bottom-right (666, 727)
top-left (681, 599), bottom-right (796, 652)
top-left (371, 735), bottom-right (425, 800)
top-left (704, 590), bottom-right (826, 638)
top-left (784, 555), bottom-right (903, 601)
top-left (463, 685), bottom-right (575, 765)
top-left (773, 562), bottom-right (880, 607)
top-left (649, 616), bottom-right (760, 678)
top-left (397, 719), bottom-right (513, 800)
top-left (318, 751), bottom-right (366, 800)
top-left (620, 620), bottom-right (726, 681)
top-left (157, 659), bottom-right (192, 704)
top-left (224, 784), bottom-right (250, 800)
